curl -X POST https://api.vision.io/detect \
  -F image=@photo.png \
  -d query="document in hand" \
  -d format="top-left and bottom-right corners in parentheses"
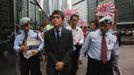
top-left (23, 50), bottom-right (33, 59)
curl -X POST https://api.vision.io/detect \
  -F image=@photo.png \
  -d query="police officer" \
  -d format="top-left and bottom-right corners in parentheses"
top-left (79, 16), bottom-right (119, 75)
top-left (14, 17), bottom-right (44, 75)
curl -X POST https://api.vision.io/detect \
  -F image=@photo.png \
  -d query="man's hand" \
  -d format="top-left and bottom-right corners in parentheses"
top-left (78, 59), bottom-right (82, 65)
top-left (76, 42), bottom-right (82, 46)
top-left (84, 51), bottom-right (88, 57)
top-left (55, 61), bottom-right (64, 71)
top-left (31, 50), bottom-right (39, 56)
top-left (20, 45), bottom-right (29, 52)
top-left (113, 64), bottom-right (119, 70)
top-left (55, 62), bottom-right (60, 70)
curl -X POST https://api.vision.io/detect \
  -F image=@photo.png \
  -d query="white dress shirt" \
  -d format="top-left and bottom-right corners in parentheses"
top-left (79, 29), bottom-right (119, 65)
top-left (66, 26), bottom-right (84, 45)
top-left (14, 29), bottom-right (44, 53)
top-left (38, 31), bottom-right (45, 39)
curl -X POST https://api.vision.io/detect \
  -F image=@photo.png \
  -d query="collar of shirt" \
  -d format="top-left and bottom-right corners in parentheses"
top-left (68, 26), bottom-right (81, 36)
top-left (22, 29), bottom-right (33, 36)
top-left (98, 30), bottom-right (111, 37)
top-left (54, 26), bottom-right (62, 37)
top-left (66, 26), bottom-right (79, 34)
top-left (70, 26), bottom-right (79, 32)
top-left (38, 31), bottom-right (44, 34)
top-left (54, 26), bottom-right (62, 32)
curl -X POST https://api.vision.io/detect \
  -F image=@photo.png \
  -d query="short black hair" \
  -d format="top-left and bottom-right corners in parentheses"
top-left (40, 25), bottom-right (44, 28)
top-left (89, 21), bottom-right (97, 25)
top-left (70, 14), bottom-right (79, 21)
top-left (51, 10), bottom-right (64, 20)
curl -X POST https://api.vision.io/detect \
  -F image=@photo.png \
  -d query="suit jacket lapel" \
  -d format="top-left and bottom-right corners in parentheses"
top-left (50, 27), bottom-right (66, 47)
top-left (50, 28), bottom-right (57, 44)
top-left (60, 28), bottom-right (65, 46)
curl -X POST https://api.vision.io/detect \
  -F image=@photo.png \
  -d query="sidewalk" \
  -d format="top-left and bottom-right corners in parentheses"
top-left (119, 45), bottom-right (134, 75)
top-left (121, 36), bottom-right (134, 45)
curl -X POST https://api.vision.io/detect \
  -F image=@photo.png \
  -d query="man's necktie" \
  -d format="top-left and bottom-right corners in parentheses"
top-left (101, 34), bottom-right (107, 64)
top-left (56, 30), bottom-right (60, 42)
top-left (22, 32), bottom-right (28, 45)
top-left (56, 29), bottom-right (61, 49)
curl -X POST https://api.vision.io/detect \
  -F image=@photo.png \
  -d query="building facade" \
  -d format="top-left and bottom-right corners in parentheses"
top-left (87, 0), bottom-right (98, 23)
top-left (48, 0), bottom-right (72, 15)
top-left (16, 0), bottom-right (44, 28)
top-left (72, 0), bottom-right (88, 22)
top-left (0, 0), bottom-right (14, 41)
top-left (0, 0), bottom-right (48, 42)
top-left (115, 0), bottom-right (134, 30)
top-left (71, 0), bottom-right (98, 24)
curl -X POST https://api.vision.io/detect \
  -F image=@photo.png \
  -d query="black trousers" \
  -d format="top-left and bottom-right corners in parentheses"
top-left (19, 53), bottom-right (42, 75)
top-left (71, 45), bottom-right (82, 75)
top-left (86, 56), bottom-right (113, 75)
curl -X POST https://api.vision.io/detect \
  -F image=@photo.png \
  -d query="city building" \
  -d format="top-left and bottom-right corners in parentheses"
top-left (0, 0), bottom-right (14, 41)
top-left (0, 0), bottom-right (48, 42)
top-left (115, 0), bottom-right (134, 30)
top-left (16, 0), bottom-right (44, 28)
top-left (87, 0), bottom-right (98, 23)
top-left (71, 0), bottom-right (98, 24)
top-left (48, 0), bottom-right (72, 15)
top-left (72, 0), bottom-right (88, 22)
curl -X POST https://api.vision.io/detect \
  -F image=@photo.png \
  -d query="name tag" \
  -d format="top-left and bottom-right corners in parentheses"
top-left (107, 39), bottom-right (116, 50)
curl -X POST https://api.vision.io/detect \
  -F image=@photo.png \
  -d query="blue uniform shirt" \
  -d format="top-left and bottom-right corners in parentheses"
top-left (14, 29), bottom-right (44, 53)
top-left (79, 29), bottom-right (119, 65)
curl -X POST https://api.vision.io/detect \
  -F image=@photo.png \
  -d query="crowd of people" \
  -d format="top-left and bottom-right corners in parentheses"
top-left (13, 10), bottom-right (120, 75)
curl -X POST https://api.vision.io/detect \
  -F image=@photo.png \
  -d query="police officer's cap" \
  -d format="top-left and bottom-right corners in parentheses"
top-left (99, 16), bottom-right (112, 24)
top-left (19, 17), bottom-right (31, 26)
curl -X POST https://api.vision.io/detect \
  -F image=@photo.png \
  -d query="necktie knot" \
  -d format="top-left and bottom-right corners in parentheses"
top-left (25, 32), bottom-right (28, 36)
top-left (102, 33), bottom-right (105, 36)
top-left (56, 29), bottom-right (60, 32)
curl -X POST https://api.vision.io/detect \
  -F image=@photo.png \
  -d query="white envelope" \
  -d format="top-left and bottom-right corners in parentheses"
top-left (27, 40), bottom-right (40, 46)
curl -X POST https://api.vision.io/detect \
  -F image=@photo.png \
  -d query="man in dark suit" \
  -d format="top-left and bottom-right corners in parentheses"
top-left (44, 10), bottom-right (73, 75)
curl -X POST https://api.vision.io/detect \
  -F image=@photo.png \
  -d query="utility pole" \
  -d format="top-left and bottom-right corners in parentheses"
top-left (13, 0), bottom-right (16, 33)
top-left (87, 0), bottom-right (90, 23)
top-left (35, 2), bottom-right (36, 29)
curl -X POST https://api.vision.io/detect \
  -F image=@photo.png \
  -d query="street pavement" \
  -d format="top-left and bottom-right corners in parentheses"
top-left (0, 45), bottom-right (134, 75)
top-left (119, 45), bottom-right (134, 75)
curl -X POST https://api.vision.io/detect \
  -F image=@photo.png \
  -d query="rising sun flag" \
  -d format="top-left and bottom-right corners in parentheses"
top-left (96, 3), bottom-right (115, 16)
top-left (64, 9), bottom-right (79, 21)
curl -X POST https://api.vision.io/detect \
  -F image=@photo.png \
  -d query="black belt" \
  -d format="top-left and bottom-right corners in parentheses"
top-left (88, 56), bottom-right (112, 64)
